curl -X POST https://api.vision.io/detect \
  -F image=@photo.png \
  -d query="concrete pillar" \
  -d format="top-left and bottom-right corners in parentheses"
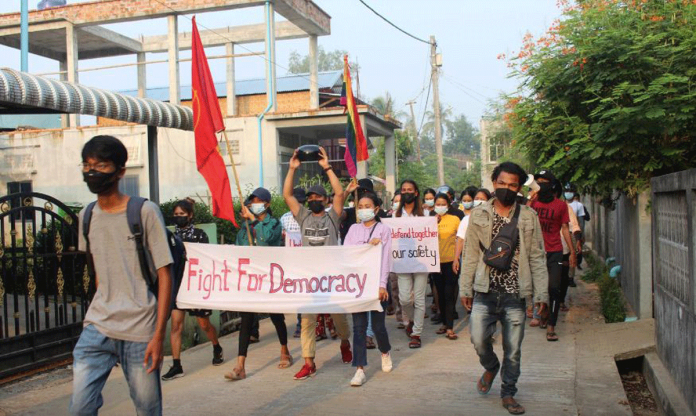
top-left (65, 23), bottom-right (79, 127)
top-left (637, 191), bottom-right (653, 318)
top-left (264, 1), bottom-right (277, 112)
top-left (59, 60), bottom-right (68, 128)
top-left (147, 126), bottom-right (159, 203)
top-left (226, 43), bottom-right (236, 116)
top-left (167, 15), bottom-right (180, 105)
top-left (309, 35), bottom-right (319, 110)
top-left (137, 52), bottom-right (147, 99)
top-left (384, 134), bottom-right (396, 195)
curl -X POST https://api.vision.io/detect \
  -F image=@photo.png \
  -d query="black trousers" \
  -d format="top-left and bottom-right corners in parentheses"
top-left (434, 262), bottom-right (458, 330)
top-left (546, 251), bottom-right (564, 327)
top-left (238, 312), bottom-right (287, 357)
top-left (560, 253), bottom-right (571, 304)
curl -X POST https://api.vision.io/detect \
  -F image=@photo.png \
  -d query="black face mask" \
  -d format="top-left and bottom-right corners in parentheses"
top-left (401, 192), bottom-right (416, 204)
top-left (308, 200), bottom-right (325, 214)
top-left (83, 169), bottom-right (119, 195)
top-left (537, 182), bottom-right (555, 203)
top-left (174, 216), bottom-right (190, 227)
top-left (495, 188), bottom-right (518, 207)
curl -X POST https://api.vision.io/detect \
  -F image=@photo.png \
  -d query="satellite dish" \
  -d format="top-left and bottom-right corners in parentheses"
top-left (38, 0), bottom-right (67, 11)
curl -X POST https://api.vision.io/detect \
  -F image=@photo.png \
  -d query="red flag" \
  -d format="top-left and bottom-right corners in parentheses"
top-left (191, 16), bottom-right (237, 226)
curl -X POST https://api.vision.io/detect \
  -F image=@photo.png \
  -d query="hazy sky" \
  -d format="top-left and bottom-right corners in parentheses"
top-left (0, 0), bottom-right (563, 127)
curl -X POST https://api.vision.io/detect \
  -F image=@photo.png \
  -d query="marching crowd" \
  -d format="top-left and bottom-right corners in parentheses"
top-left (70, 136), bottom-right (588, 416)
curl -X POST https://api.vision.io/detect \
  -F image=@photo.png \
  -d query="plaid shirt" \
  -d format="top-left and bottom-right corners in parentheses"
top-left (280, 211), bottom-right (300, 233)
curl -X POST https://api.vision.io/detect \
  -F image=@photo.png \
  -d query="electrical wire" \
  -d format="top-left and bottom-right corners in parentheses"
top-left (440, 74), bottom-right (489, 106)
top-left (441, 71), bottom-right (491, 100)
top-left (358, 0), bottom-right (431, 45)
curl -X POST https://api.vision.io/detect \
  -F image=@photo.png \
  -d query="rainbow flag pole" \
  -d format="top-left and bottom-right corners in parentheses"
top-left (341, 55), bottom-right (369, 178)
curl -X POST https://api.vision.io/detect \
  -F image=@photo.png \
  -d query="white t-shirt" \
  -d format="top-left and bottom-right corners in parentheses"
top-left (456, 215), bottom-right (470, 240)
top-left (569, 200), bottom-right (585, 219)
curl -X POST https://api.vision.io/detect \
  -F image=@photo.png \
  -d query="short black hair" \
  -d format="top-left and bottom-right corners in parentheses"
top-left (460, 186), bottom-right (478, 201)
top-left (423, 188), bottom-right (437, 199)
top-left (476, 188), bottom-right (492, 200)
top-left (82, 135), bottom-right (128, 168)
top-left (175, 199), bottom-right (194, 216)
top-left (491, 162), bottom-right (527, 186)
top-left (435, 192), bottom-right (451, 204)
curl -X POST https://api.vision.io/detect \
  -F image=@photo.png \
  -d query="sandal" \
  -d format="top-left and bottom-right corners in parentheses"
top-left (539, 320), bottom-right (548, 329)
top-left (366, 337), bottom-right (376, 349)
top-left (477, 370), bottom-right (497, 395)
top-left (546, 332), bottom-right (559, 342)
top-left (278, 355), bottom-right (294, 369)
top-left (502, 399), bottom-right (526, 414)
top-left (224, 368), bottom-right (246, 381)
top-left (446, 332), bottom-right (458, 340)
top-left (529, 318), bottom-right (540, 327)
top-left (435, 326), bottom-right (447, 335)
top-left (560, 303), bottom-right (569, 312)
top-left (408, 336), bottom-right (421, 349)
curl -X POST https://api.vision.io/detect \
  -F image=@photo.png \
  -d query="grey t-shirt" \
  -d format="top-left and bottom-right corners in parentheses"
top-left (79, 200), bottom-right (173, 343)
top-left (294, 205), bottom-right (340, 247)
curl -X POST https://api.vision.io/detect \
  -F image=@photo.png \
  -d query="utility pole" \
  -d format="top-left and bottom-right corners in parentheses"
top-left (406, 100), bottom-right (422, 162)
top-left (430, 35), bottom-right (445, 185)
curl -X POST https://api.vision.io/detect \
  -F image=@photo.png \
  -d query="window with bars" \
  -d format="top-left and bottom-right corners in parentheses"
top-left (7, 181), bottom-right (32, 221)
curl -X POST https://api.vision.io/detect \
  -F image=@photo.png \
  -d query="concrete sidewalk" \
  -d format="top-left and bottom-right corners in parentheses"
top-left (0, 279), bottom-right (655, 416)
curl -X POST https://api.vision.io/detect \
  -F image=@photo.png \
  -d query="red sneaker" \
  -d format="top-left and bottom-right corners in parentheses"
top-left (293, 363), bottom-right (316, 380)
top-left (340, 342), bottom-right (353, 364)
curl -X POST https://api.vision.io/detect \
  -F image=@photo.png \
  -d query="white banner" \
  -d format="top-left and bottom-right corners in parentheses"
top-left (176, 243), bottom-right (383, 313)
top-left (284, 231), bottom-right (302, 247)
top-left (381, 217), bottom-right (440, 273)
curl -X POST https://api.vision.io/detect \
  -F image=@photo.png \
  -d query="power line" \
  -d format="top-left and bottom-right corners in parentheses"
top-left (441, 72), bottom-right (490, 100)
top-left (358, 0), bottom-right (431, 45)
top-left (440, 75), bottom-right (489, 106)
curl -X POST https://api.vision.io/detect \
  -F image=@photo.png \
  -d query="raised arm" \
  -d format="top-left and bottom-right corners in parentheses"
top-left (283, 150), bottom-right (302, 217)
top-left (317, 147), bottom-right (345, 217)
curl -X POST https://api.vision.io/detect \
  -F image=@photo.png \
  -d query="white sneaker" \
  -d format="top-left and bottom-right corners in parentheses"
top-left (381, 352), bottom-right (393, 373)
top-left (350, 369), bottom-right (366, 386)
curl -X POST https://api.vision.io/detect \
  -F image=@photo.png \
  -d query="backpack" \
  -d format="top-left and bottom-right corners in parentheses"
top-left (479, 205), bottom-right (521, 271)
top-left (82, 196), bottom-right (186, 314)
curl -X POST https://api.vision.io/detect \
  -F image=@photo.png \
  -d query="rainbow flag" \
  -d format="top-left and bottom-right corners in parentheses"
top-left (341, 55), bottom-right (369, 178)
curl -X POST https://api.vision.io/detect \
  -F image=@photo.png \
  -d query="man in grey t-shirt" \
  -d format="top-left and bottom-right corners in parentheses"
top-left (283, 147), bottom-right (354, 380)
top-left (70, 136), bottom-right (172, 416)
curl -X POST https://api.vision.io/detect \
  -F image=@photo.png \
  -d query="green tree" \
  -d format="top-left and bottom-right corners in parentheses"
top-left (443, 114), bottom-right (479, 156)
top-left (287, 46), bottom-right (359, 74)
top-left (504, 0), bottom-right (696, 196)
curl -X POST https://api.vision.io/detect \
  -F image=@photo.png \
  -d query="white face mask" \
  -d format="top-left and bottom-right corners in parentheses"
top-left (424, 199), bottom-right (435, 207)
top-left (357, 208), bottom-right (376, 222)
top-left (463, 201), bottom-right (474, 210)
top-left (473, 200), bottom-right (484, 207)
top-left (250, 203), bottom-right (266, 215)
top-left (434, 206), bottom-right (448, 216)
top-left (564, 192), bottom-right (575, 200)
top-left (392, 202), bottom-right (400, 211)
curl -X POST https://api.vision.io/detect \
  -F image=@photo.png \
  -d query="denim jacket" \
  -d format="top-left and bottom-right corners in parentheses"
top-left (458, 199), bottom-right (549, 304)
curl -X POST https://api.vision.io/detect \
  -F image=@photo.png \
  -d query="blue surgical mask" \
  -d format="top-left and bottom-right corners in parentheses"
top-left (250, 203), bottom-right (266, 215)
top-left (392, 202), bottom-right (400, 211)
top-left (434, 206), bottom-right (448, 216)
top-left (564, 192), bottom-right (575, 200)
top-left (424, 199), bottom-right (435, 207)
top-left (473, 200), bottom-right (484, 207)
top-left (357, 208), bottom-right (376, 222)
top-left (463, 201), bottom-right (474, 210)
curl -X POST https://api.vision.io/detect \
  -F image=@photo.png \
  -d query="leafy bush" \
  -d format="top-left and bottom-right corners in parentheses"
top-left (598, 273), bottom-right (627, 323)
top-left (159, 192), bottom-right (291, 245)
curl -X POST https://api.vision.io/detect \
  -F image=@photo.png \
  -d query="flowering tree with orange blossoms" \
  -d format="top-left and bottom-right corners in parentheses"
top-left (503, 0), bottom-right (696, 197)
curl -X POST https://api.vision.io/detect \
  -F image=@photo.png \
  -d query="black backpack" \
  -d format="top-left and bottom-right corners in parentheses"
top-left (82, 196), bottom-right (186, 314)
top-left (479, 205), bottom-right (521, 271)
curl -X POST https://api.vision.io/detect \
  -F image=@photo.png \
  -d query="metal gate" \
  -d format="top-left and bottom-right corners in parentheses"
top-left (0, 192), bottom-right (93, 379)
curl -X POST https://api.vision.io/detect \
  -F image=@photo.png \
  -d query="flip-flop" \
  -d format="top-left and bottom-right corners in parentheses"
top-left (435, 327), bottom-right (447, 335)
top-left (502, 401), bottom-right (526, 414)
top-left (477, 371), bottom-right (496, 395)
top-left (546, 332), bottom-right (559, 342)
top-left (446, 333), bottom-right (459, 340)
top-left (224, 368), bottom-right (246, 381)
top-left (277, 355), bottom-right (294, 369)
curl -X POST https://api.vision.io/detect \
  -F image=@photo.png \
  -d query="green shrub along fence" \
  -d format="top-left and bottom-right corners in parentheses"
top-left (159, 193), bottom-right (291, 245)
top-left (582, 252), bottom-right (627, 323)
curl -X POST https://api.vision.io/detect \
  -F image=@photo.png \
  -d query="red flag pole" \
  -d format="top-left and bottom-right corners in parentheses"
top-left (220, 130), bottom-right (254, 245)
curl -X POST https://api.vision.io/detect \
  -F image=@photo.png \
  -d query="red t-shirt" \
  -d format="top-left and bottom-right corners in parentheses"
top-left (530, 198), bottom-right (569, 253)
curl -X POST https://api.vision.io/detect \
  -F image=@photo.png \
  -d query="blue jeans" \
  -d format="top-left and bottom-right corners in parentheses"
top-left (70, 325), bottom-right (162, 416)
top-left (352, 301), bottom-right (391, 367)
top-left (470, 291), bottom-right (526, 398)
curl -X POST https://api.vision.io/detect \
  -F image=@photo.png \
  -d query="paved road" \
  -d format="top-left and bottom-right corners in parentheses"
top-left (0, 278), bottom-right (655, 416)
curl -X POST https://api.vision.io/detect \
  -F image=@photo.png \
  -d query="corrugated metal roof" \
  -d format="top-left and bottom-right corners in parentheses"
top-left (119, 71), bottom-right (343, 102)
